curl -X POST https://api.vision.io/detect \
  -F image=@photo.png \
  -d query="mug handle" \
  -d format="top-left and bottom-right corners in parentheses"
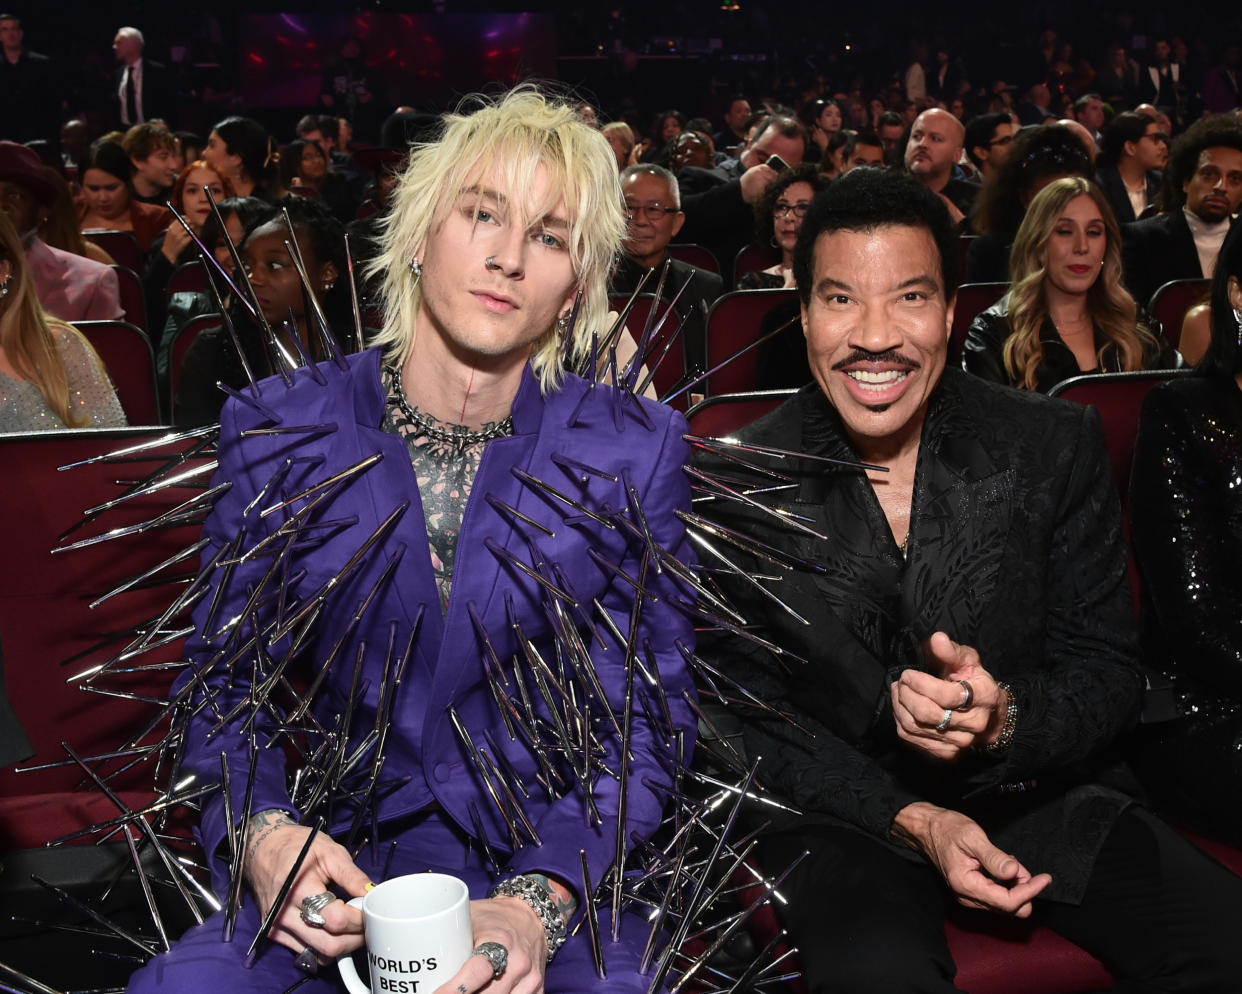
top-left (336, 896), bottom-right (370, 994)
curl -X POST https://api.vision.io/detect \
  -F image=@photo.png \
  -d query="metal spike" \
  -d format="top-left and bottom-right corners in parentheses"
top-left (246, 818), bottom-right (324, 957)
top-left (512, 468), bottom-right (615, 530)
top-left (579, 849), bottom-right (606, 979)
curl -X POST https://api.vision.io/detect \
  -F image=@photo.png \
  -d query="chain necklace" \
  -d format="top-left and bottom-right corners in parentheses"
top-left (390, 363), bottom-right (514, 452)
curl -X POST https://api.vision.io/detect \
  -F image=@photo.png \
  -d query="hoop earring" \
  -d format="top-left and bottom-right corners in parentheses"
top-left (769, 236), bottom-right (779, 249)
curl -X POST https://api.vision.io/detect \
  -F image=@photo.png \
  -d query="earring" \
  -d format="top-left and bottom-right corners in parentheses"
top-left (0, 275), bottom-right (10, 299)
top-left (556, 313), bottom-right (570, 336)
top-left (1234, 308), bottom-right (1242, 347)
top-left (769, 236), bottom-right (779, 249)
top-left (409, 257), bottom-right (422, 284)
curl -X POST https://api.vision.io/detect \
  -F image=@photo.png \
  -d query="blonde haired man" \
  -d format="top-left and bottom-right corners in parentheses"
top-left (128, 86), bottom-right (697, 994)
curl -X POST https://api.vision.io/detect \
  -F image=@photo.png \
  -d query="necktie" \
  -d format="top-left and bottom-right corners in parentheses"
top-left (124, 66), bottom-right (137, 125)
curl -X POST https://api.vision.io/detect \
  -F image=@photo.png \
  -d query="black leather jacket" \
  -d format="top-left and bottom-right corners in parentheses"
top-left (963, 295), bottom-right (1182, 393)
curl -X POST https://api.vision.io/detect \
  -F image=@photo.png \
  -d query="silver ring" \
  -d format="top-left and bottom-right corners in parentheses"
top-left (956, 680), bottom-right (974, 711)
top-left (299, 891), bottom-right (335, 928)
top-left (484, 255), bottom-right (500, 270)
top-left (935, 708), bottom-right (953, 733)
top-left (472, 941), bottom-right (508, 979)
top-left (294, 945), bottom-right (319, 975)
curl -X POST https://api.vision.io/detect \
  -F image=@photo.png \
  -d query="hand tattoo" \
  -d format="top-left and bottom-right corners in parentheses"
top-left (244, 808), bottom-right (297, 865)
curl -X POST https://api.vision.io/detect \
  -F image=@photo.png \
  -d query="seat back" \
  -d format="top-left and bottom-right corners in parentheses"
top-left (1147, 278), bottom-right (1211, 350)
top-left (686, 389), bottom-right (796, 438)
top-left (951, 282), bottom-right (1009, 368)
top-left (74, 320), bottom-right (160, 426)
top-left (82, 229), bottom-right (142, 274)
top-left (668, 243), bottom-right (721, 275)
top-left (608, 292), bottom-right (686, 409)
top-left (704, 288), bottom-right (800, 396)
top-left (109, 264), bottom-right (147, 333)
top-left (733, 242), bottom-right (780, 284)
top-left (0, 428), bottom-right (210, 844)
top-left (166, 260), bottom-right (210, 298)
top-left (169, 313), bottom-right (223, 421)
top-left (1048, 369), bottom-right (1191, 498)
top-left (957, 235), bottom-right (978, 287)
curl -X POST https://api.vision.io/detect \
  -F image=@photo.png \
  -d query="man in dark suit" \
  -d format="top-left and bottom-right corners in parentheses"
top-left (0, 14), bottom-right (57, 144)
top-left (112, 26), bottom-right (173, 128)
top-left (610, 164), bottom-right (723, 376)
top-left (1095, 111), bottom-right (1166, 224)
top-left (1122, 115), bottom-right (1242, 309)
top-left (696, 168), bottom-right (1242, 992)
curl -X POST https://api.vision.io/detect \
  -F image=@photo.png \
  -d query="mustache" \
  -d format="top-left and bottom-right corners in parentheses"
top-left (831, 348), bottom-right (923, 370)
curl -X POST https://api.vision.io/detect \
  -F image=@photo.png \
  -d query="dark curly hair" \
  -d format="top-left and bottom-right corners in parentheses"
top-left (1158, 114), bottom-right (1242, 212)
top-left (793, 167), bottom-right (958, 306)
top-left (753, 162), bottom-right (830, 244)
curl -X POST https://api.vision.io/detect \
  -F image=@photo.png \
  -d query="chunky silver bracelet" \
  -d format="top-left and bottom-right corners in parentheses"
top-left (982, 682), bottom-right (1019, 754)
top-left (489, 875), bottom-right (568, 961)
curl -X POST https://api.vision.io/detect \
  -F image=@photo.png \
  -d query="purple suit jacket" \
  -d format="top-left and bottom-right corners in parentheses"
top-left (26, 237), bottom-right (123, 324)
top-left (176, 349), bottom-right (697, 897)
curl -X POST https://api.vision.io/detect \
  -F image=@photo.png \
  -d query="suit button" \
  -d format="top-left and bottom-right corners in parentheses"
top-left (433, 763), bottom-right (452, 782)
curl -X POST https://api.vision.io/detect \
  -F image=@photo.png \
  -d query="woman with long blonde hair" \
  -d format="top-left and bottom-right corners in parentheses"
top-left (964, 176), bottom-right (1179, 392)
top-left (0, 212), bottom-right (126, 431)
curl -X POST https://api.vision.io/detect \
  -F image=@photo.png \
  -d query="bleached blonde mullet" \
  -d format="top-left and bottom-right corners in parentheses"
top-left (368, 85), bottom-right (626, 393)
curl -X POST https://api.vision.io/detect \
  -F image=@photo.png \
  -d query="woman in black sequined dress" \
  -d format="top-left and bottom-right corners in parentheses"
top-left (1129, 220), bottom-right (1242, 844)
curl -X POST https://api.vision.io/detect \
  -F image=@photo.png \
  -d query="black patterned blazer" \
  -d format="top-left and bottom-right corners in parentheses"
top-left (696, 368), bottom-right (1144, 902)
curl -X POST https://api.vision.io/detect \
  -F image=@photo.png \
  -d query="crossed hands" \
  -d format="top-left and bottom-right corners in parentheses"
top-left (891, 631), bottom-right (1009, 760)
top-left (893, 802), bottom-right (1052, 917)
top-left (244, 812), bottom-right (550, 992)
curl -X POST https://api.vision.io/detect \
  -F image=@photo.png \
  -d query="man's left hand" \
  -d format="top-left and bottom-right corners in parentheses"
top-left (891, 632), bottom-right (1007, 759)
top-left (432, 897), bottom-right (547, 994)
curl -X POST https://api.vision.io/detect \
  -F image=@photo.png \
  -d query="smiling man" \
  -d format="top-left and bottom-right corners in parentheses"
top-left (127, 87), bottom-right (697, 994)
top-left (695, 167), bottom-right (1242, 992)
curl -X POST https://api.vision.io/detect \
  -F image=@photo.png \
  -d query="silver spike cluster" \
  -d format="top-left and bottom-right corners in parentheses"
top-left (0, 228), bottom-right (884, 994)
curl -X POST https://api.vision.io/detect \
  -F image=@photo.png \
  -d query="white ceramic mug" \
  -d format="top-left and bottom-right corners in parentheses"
top-left (337, 872), bottom-right (473, 994)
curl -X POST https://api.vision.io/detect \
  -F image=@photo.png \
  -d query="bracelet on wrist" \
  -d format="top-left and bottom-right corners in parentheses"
top-left (489, 874), bottom-right (568, 962)
top-left (981, 682), bottom-right (1018, 754)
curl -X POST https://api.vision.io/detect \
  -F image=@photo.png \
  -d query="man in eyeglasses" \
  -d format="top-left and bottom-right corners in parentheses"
top-left (963, 113), bottom-right (1015, 186)
top-left (610, 164), bottom-right (723, 374)
top-left (1096, 112), bottom-right (1166, 224)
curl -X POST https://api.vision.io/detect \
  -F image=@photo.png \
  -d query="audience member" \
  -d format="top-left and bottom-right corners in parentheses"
top-left (1095, 112), bottom-right (1166, 224)
top-left (144, 159), bottom-right (234, 348)
top-left (714, 95), bottom-right (751, 155)
top-left (176, 197), bottom-right (349, 425)
top-left (113, 26), bottom-right (171, 128)
top-left (203, 116), bottom-right (277, 201)
top-left (819, 128), bottom-right (855, 180)
top-left (1017, 81), bottom-right (1055, 125)
top-left (1139, 40), bottom-right (1184, 125)
top-left (601, 121), bottom-right (634, 171)
top-left (279, 138), bottom-right (357, 223)
top-left (965, 176), bottom-right (1177, 391)
top-left (904, 108), bottom-right (976, 225)
top-left (0, 13), bottom-right (57, 145)
top-left (0, 141), bottom-right (121, 323)
top-left (1128, 219), bottom-right (1242, 848)
top-left (1074, 93), bottom-right (1108, 143)
top-left (1096, 44), bottom-right (1140, 110)
top-left (1122, 115), bottom-right (1242, 310)
top-left (668, 130), bottom-right (714, 173)
top-left (696, 166), bottom-right (1242, 993)
top-left (37, 167), bottom-right (113, 266)
top-left (637, 108), bottom-right (684, 165)
top-left (843, 132), bottom-right (886, 171)
top-left (963, 112), bottom-right (1015, 185)
top-left (677, 113), bottom-right (807, 286)
top-left (60, 118), bottom-right (89, 174)
top-left (123, 123), bottom-right (179, 205)
top-left (1203, 44), bottom-right (1241, 115)
top-left (78, 140), bottom-right (172, 252)
top-left (967, 123), bottom-right (1093, 282)
top-left (739, 163), bottom-right (827, 290)
top-left (0, 211), bottom-right (125, 432)
top-left (876, 110), bottom-right (905, 164)
top-left (609, 163), bottom-right (722, 374)
top-left (806, 97), bottom-right (844, 156)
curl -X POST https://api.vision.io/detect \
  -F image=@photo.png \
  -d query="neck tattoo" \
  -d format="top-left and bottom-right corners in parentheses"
top-left (391, 363), bottom-right (513, 455)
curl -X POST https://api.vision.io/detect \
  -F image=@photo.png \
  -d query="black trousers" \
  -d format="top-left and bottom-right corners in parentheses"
top-left (756, 807), bottom-right (1242, 993)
